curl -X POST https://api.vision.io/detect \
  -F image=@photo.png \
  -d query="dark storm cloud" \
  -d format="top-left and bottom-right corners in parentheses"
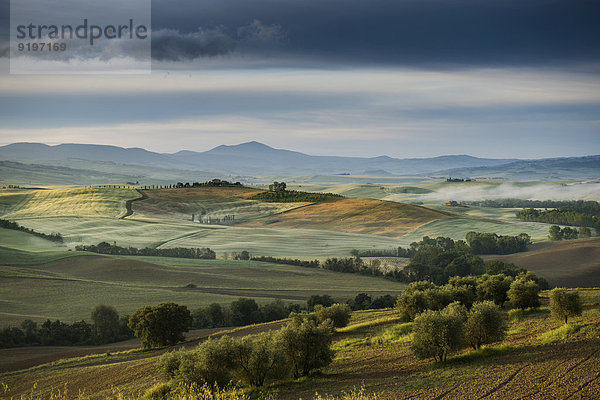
top-left (152, 28), bottom-right (236, 60)
top-left (151, 20), bottom-right (285, 61)
top-left (151, 0), bottom-right (600, 67)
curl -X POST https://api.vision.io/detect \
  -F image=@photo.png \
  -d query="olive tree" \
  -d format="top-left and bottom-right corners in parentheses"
top-left (232, 332), bottom-right (288, 386)
top-left (550, 288), bottom-right (583, 324)
top-left (411, 305), bottom-right (464, 362)
top-left (464, 301), bottom-right (507, 350)
top-left (277, 313), bottom-right (334, 378)
top-left (508, 276), bottom-right (540, 310)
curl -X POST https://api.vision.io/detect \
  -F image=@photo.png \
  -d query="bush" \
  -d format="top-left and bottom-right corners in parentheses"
top-left (508, 276), bottom-right (540, 310)
top-left (314, 304), bottom-right (351, 328)
top-left (277, 313), bottom-right (334, 378)
top-left (549, 288), bottom-right (583, 324)
top-left (411, 305), bottom-right (464, 362)
top-left (129, 303), bottom-right (192, 348)
top-left (464, 301), bottom-right (507, 350)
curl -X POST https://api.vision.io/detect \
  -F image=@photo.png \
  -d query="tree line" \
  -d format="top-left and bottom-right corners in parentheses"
top-left (0, 218), bottom-right (63, 243)
top-left (249, 235), bottom-right (539, 286)
top-left (75, 242), bottom-right (216, 259)
top-left (467, 199), bottom-right (600, 213)
top-left (356, 232), bottom-right (532, 259)
top-left (251, 255), bottom-right (320, 268)
top-left (465, 232), bottom-right (531, 255)
top-left (0, 305), bottom-right (133, 349)
top-left (175, 179), bottom-right (243, 188)
top-left (190, 293), bottom-right (396, 331)
top-left (517, 208), bottom-right (600, 231)
top-left (251, 190), bottom-right (343, 203)
top-left (548, 225), bottom-right (591, 240)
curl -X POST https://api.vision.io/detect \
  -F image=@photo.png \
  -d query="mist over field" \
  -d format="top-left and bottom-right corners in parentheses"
top-left (420, 182), bottom-right (600, 203)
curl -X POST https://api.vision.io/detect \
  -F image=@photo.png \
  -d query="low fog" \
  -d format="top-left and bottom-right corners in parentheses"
top-left (419, 181), bottom-right (600, 203)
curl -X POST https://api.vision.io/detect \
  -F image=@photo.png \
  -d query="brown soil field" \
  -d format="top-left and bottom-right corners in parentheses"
top-left (241, 198), bottom-right (448, 238)
top-left (483, 238), bottom-right (600, 288)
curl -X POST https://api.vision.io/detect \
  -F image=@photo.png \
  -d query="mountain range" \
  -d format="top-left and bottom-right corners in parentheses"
top-left (0, 141), bottom-right (598, 183)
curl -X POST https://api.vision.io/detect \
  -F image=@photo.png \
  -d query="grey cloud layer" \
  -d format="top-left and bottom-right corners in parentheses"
top-left (150, 0), bottom-right (600, 67)
top-left (2, 0), bottom-right (598, 67)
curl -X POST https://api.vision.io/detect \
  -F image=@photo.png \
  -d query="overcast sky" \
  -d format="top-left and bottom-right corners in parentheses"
top-left (0, 0), bottom-right (599, 158)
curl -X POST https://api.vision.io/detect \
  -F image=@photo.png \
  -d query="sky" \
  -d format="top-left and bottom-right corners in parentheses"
top-left (0, 0), bottom-right (599, 158)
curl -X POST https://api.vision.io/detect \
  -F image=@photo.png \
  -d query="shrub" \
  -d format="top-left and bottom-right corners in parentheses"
top-left (464, 301), bottom-right (507, 350)
top-left (314, 304), bottom-right (351, 328)
top-left (411, 305), bottom-right (464, 362)
top-left (549, 288), bottom-right (583, 324)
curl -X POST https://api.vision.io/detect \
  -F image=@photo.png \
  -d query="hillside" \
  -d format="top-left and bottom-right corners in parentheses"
top-left (0, 231), bottom-right (405, 327)
top-left (0, 187), bottom-right (140, 219)
top-left (483, 237), bottom-right (600, 288)
top-left (437, 155), bottom-right (600, 180)
top-left (241, 198), bottom-right (448, 238)
top-left (1, 293), bottom-right (599, 399)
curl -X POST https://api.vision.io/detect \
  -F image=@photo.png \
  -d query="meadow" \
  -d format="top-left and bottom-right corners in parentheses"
top-left (0, 230), bottom-right (405, 327)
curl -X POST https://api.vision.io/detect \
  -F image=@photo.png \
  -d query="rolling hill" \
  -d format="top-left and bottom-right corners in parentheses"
top-left (241, 197), bottom-right (448, 237)
top-left (483, 237), bottom-right (600, 288)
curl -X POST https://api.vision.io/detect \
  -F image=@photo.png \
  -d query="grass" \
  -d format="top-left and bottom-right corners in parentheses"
top-left (11, 217), bottom-right (218, 249)
top-left (155, 226), bottom-right (403, 258)
top-left (538, 323), bottom-right (582, 344)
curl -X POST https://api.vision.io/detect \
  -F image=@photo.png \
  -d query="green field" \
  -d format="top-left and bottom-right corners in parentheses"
top-left (0, 231), bottom-right (405, 327)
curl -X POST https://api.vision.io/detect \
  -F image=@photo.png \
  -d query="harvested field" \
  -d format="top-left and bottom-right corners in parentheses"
top-left (241, 198), bottom-right (448, 238)
top-left (484, 238), bottom-right (600, 288)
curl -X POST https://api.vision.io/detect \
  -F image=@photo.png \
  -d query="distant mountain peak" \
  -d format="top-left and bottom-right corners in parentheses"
top-left (212, 141), bottom-right (274, 151)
